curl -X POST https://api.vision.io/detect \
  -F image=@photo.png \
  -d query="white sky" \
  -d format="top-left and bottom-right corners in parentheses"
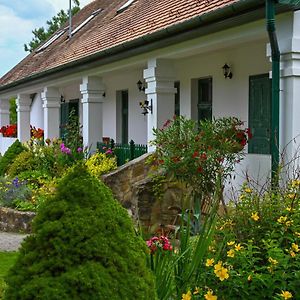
top-left (0, 0), bottom-right (94, 78)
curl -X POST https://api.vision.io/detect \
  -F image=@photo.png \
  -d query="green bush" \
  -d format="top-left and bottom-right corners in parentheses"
top-left (86, 152), bottom-right (117, 179)
top-left (4, 164), bottom-right (156, 300)
top-left (0, 140), bottom-right (26, 176)
top-left (7, 151), bottom-right (37, 177)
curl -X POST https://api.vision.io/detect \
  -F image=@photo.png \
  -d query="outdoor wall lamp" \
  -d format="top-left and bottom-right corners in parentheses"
top-left (137, 79), bottom-right (146, 92)
top-left (222, 63), bottom-right (233, 79)
top-left (139, 99), bottom-right (153, 115)
top-left (60, 95), bottom-right (65, 103)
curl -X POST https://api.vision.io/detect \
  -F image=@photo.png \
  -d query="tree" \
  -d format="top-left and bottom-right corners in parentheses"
top-left (24, 0), bottom-right (81, 52)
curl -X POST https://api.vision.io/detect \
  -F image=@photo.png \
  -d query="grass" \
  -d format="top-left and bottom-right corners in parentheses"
top-left (0, 251), bottom-right (18, 299)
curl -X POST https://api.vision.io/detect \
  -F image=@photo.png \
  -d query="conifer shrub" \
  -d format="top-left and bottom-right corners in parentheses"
top-left (0, 140), bottom-right (26, 176)
top-left (7, 151), bottom-right (37, 177)
top-left (4, 163), bottom-right (156, 300)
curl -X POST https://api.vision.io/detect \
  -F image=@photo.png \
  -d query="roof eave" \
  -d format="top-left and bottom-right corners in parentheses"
top-left (0, 0), bottom-right (298, 94)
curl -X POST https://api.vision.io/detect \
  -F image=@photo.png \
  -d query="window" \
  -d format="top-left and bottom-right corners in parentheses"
top-left (36, 29), bottom-right (66, 53)
top-left (117, 0), bottom-right (135, 13)
top-left (174, 81), bottom-right (180, 116)
top-left (71, 8), bottom-right (102, 36)
top-left (197, 78), bottom-right (212, 122)
top-left (116, 90), bottom-right (128, 144)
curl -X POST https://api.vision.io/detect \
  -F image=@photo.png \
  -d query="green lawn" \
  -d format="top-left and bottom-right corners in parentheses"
top-left (0, 252), bottom-right (18, 299)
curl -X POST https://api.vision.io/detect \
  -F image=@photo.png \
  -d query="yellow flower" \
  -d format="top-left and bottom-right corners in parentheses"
top-left (193, 287), bottom-right (200, 295)
top-left (247, 274), bottom-right (252, 282)
top-left (214, 267), bottom-right (229, 281)
top-left (286, 206), bottom-right (294, 212)
top-left (235, 243), bottom-right (243, 251)
top-left (292, 243), bottom-right (299, 252)
top-left (268, 257), bottom-right (278, 265)
top-left (292, 179), bottom-right (300, 187)
top-left (227, 249), bottom-right (235, 258)
top-left (285, 220), bottom-right (294, 227)
top-left (204, 290), bottom-right (218, 300)
top-left (214, 261), bottom-right (223, 271)
top-left (208, 246), bottom-right (216, 253)
top-left (277, 216), bottom-right (287, 224)
top-left (251, 212), bottom-right (260, 221)
top-left (295, 232), bottom-right (300, 238)
top-left (239, 194), bottom-right (245, 200)
top-left (280, 290), bottom-right (293, 299)
top-left (244, 188), bottom-right (252, 193)
top-left (288, 193), bottom-right (296, 199)
top-left (290, 251), bottom-right (296, 258)
top-left (206, 258), bottom-right (215, 267)
top-left (181, 290), bottom-right (192, 300)
top-left (227, 241), bottom-right (235, 246)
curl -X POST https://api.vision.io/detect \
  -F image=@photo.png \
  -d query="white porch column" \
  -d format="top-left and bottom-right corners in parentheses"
top-left (0, 98), bottom-right (10, 127)
top-left (80, 76), bottom-right (105, 152)
top-left (277, 10), bottom-right (300, 165)
top-left (16, 94), bottom-right (31, 142)
top-left (41, 87), bottom-right (60, 140)
top-left (144, 58), bottom-right (177, 151)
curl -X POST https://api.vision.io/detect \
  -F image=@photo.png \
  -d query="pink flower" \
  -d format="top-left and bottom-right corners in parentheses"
top-left (77, 147), bottom-right (83, 153)
top-left (105, 149), bottom-right (113, 155)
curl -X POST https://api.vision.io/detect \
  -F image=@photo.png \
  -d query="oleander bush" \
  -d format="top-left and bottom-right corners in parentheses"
top-left (4, 164), bottom-right (156, 300)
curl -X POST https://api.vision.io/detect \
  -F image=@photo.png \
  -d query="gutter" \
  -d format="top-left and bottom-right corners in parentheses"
top-left (0, 0), bottom-right (298, 94)
top-left (266, 0), bottom-right (280, 181)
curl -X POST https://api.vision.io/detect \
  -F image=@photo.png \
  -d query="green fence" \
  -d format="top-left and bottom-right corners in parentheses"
top-left (97, 139), bottom-right (148, 166)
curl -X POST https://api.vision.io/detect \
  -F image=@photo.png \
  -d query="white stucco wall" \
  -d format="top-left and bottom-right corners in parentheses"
top-left (103, 69), bottom-right (148, 144)
top-left (0, 136), bottom-right (17, 155)
top-left (30, 93), bottom-right (43, 129)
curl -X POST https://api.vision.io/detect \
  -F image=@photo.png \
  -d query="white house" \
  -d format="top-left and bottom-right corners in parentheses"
top-left (0, 0), bottom-right (300, 187)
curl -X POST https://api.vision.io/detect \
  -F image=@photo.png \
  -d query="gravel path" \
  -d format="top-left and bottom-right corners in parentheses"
top-left (0, 232), bottom-right (28, 252)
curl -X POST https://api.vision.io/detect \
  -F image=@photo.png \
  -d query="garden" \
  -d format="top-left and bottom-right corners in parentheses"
top-left (0, 115), bottom-right (299, 299)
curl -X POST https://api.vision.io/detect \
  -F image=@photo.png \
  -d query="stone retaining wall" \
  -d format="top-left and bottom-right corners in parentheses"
top-left (0, 207), bottom-right (35, 233)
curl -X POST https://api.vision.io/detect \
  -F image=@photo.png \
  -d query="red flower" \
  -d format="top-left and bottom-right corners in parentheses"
top-left (192, 151), bottom-right (199, 158)
top-left (200, 153), bottom-right (207, 160)
top-left (172, 156), bottom-right (180, 163)
top-left (197, 166), bottom-right (203, 173)
top-left (246, 128), bottom-right (253, 139)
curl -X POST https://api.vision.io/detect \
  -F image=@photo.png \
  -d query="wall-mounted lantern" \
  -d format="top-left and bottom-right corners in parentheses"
top-left (137, 79), bottom-right (146, 92)
top-left (139, 99), bottom-right (153, 115)
top-left (222, 63), bottom-right (233, 79)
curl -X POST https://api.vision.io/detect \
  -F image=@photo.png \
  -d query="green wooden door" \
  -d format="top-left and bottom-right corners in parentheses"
top-left (121, 91), bottom-right (128, 144)
top-left (248, 75), bottom-right (272, 154)
top-left (198, 78), bottom-right (212, 122)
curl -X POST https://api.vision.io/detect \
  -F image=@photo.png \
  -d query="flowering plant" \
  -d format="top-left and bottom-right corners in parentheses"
top-left (146, 235), bottom-right (173, 254)
top-left (30, 126), bottom-right (44, 140)
top-left (0, 124), bottom-right (17, 137)
top-left (151, 116), bottom-right (251, 196)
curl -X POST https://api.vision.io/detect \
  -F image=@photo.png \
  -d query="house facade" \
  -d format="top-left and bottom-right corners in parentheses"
top-left (0, 0), bottom-right (300, 187)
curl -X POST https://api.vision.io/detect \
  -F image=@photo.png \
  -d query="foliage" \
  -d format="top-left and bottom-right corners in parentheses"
top-left (0, 125), bottom-right (17, 138)
top-left (85, 152), bottom-right (117, 179)
top-left (0, 177), bottom-right (32, 210)
top-left (145, 178), bottom-right (222, 300)
top-left (4, 164), bottom-right (156, 300)
top-left (9, 99), bottom-right (17, 125)
top-left (7, 151), bottom-right (37, 178)
top-left (24, 0), bottom-right (80, 52)
top-left (151, 116), bottom-right (251, 196)
top-left (169, 181), bottom-right (300, 300)
top-left (0, 252), bottom-right (18, 300)
top-left (30, 126), bottom-right (44, 140)
top-left (0, 140), bottom-right (26, 176)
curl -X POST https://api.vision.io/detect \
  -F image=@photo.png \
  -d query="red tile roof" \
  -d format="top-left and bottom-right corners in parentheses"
top-left (0, 0), bottom-right (240, 88)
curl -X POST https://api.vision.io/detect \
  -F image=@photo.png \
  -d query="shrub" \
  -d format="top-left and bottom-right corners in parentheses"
top-left (0, 140), bottom-right (26, 176)
top-left (85, 152), bottom-right (117, 179)
top-left (0, 177), bottom-right (32, 209)
top-left (4, 164), bottom-right (156, 300)
top-left (7, 151), bottom-right (37, 177)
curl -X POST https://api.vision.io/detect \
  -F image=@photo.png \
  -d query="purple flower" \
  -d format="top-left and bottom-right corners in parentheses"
top-left (77, 147), bottom-right (83, 153)
top-left (105, 149), bottom-right (113, 155)
top-left (60, 143), bottom-right (71, 155)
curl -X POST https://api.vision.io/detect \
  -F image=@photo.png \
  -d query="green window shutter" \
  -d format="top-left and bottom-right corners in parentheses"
top-left (121, 91), bottom-right (128, 144)
top-left (174, 81), bottom-right (180, 116)
top-left (198, 78), bottom-right (212, 122)
top-left (277, 0), bottom-right (300, 5)
top-left (248, 75), bottom-right (272, 155)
